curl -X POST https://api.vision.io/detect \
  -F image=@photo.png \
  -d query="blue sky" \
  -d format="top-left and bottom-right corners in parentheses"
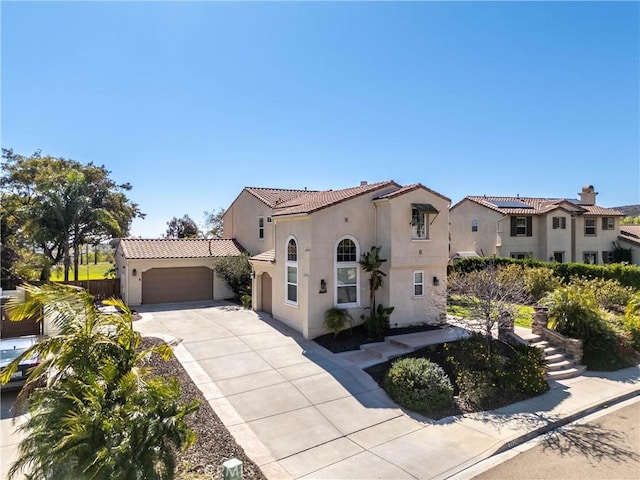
top-left (2, 1), bottom-right (639, 238)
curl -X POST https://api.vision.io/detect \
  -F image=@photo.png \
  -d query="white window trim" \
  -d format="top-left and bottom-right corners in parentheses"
top-left (411, 208), bottom-right (430, 240)
top-left (258, 216), bottom-right (265, 240)
top-left (334, 235), bottom-right (360, 308)
top-left (584, 218), bottom-right (597, 236)
top-left (285, 236), bottom-right (298, 306)
top-left (413, 271), bottom-right (424, 298)
top-left (515, 217), bottom-right (528, 236)
top-left (583, 251), bottom-right (598, 264)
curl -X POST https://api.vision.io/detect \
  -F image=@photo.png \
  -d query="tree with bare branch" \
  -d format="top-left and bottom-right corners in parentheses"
top-left (447, 263), bottom-right (531, 352)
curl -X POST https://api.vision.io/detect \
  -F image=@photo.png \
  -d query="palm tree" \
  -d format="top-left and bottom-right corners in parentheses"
top-left (359, 246), bottom-right (387, 313)
top-left (1, 283), bottom-right (198, 480)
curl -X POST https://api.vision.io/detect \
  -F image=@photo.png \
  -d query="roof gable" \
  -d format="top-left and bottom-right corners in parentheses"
top-left (119, 238), bottom-right (245, 260)
top-left (373, 183), bottom-right (451, 202)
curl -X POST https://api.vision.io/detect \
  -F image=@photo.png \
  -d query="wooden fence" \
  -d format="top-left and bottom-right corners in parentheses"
top-left (64, 278), bottom-right (121, 300)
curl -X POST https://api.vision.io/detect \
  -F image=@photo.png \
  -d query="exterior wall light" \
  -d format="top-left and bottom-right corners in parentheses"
top-left (432, 276), bottom-right (439, 286)
top-left (132, 268), bottom-right (137, 277)
top-left (319, 279), bottom-right (327, 293)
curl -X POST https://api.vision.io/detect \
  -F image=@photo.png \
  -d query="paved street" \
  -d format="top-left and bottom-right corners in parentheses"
top-left (465, 397), bottom-right (640, 480)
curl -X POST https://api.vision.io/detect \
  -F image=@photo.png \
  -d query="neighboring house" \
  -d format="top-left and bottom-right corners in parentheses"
top-left (223, 180), bottom-right (451, 339)
top-left (112, 238), bottom-right (244, 306)
top-left (619, 225), bottom-right (640, 266)
top-left (449, 185), bottom-right (624, 264)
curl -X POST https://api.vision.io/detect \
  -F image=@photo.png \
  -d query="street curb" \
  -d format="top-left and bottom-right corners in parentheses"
top-left (491, 387), bottom-right (640, 456)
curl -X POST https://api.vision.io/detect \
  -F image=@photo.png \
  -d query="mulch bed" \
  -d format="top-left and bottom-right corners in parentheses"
top-left (314, 325), bottom-right (545, 420)
top-left (140, 337), bottom-right (267, 480)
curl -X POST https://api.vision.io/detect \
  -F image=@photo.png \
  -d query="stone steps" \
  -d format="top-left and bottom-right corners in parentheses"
top-left (510, 331), bottom-right (586, 380)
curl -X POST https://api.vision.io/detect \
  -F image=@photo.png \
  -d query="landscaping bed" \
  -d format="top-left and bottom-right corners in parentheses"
top-left (141, 337), bottom-right (266, 480)
top-left (363, 340), bottom-right (548, 420)
top-left (313, 323), bottom-right (443, 353)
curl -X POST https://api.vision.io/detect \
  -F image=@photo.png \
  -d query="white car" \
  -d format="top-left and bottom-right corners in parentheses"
top-left (0, 335), bottom-right (41, 390)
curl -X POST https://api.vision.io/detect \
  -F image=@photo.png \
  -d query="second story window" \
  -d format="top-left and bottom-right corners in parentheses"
top-left (471, 219), bottom-right (478, 232)
top-left (602, 217), bottom-right (615, 231)
top-left (511, 216), bottom-right (532, 237)
top-left (584, 218), bottom-right (597, 236)
top-left (552, 217), bottom-right (566, 229)
top-left (258, 217), bottom-right (265, 239)
top-left (410, 204), bottom-right (438, 240)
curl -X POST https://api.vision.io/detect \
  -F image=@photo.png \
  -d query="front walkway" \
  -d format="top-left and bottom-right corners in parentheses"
top-left (133, 301), bottom-right (640, 479)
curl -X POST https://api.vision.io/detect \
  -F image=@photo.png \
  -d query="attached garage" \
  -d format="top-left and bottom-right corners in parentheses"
top-left (113, 238), bottom-right (246, 307)
top-left (142, 267), bottom-right (213, 304)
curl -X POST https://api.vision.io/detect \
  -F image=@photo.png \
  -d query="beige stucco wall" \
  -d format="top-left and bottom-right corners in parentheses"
top-left (383, 188), bottom-right (450, 327)
top-left (254, 185), bottom-right (450, 339)
top-left (223, 190), bottom-right (274, 256)
top-left (541, 210), bottom-right (573, 262)
top-left (450, 202), bottom-right (621, 264)
top-left (573, 216), bottom-right (620, 263)
top-left (618, 238), bottom-right (640, 266)
top-left (449, 200), bottom-right (502, 257)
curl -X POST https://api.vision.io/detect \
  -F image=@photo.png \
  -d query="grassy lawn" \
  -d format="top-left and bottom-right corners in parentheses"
top-left (51, 263), bottom-right (113, 281)
top-left (447, 295), bottom-right (533, 328)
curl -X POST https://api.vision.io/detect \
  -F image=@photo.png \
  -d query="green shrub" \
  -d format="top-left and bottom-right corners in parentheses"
top-left (452, 256), bottom-right (640, 290)
top-left (240, 294), bottom-right (252, 309)
top-left (569, 277), bottom-right (634, 313)
top-left (524, 267), bottom-right (561, 301)
top-left (323, 307), bottom-right (354, 337)
top-left (384, 358), bottom-right (454, 413)
top-left (362, 304), bottom-right (394, 338)
top-left (624, 294), bottom-right (640, 351)
top-left (446, 334), bottom-right (548, 407)
top-left (499, 343), bottom-right (548, 395)
top-left (456, 370), bottom-right (499, 409)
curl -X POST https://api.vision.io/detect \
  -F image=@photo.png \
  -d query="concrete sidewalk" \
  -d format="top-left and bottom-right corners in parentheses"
top-left (132, 302), bottom-right (640, 480)
top-left (2, 301), bottom-right (639, 480)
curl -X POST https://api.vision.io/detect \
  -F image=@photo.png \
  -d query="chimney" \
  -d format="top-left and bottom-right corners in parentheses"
top-left (579, 185), bottom-right (597, 205)
top-left (360, 181), bottom-right (368, 186)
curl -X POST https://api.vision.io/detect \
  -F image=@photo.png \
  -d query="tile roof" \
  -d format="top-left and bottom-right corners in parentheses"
top-left (458, 196), bottom-right (624, 217)
top-left (272, 181), bottom-right (401, 216)
top-left (620, 225), bottom-right (640, 246)
top-left (245, 187), bottom-right (313, 208)
top-left (250, 249), bottom-right (276, 263)
top-left (119, 238), bottom-right (245, 259)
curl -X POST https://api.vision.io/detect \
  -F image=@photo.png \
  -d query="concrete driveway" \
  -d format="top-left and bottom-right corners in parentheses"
top-left (134, 301), bottom-right (417, 479)
top-left (133, 301), bottom-right (500, 480)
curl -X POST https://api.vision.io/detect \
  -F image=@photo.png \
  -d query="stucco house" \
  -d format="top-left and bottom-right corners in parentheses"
top-left (113, 238), bottom-right (244, 306)
top-left (449, 185), bottom-right (625, 264)
top-left (619, 225), bottom-right (640, 266)
top-left (223, 180), bottom-right (451, 339)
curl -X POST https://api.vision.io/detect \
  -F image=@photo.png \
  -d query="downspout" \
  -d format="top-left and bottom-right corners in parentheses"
top-left (496, 214), bottom-right (508, 254)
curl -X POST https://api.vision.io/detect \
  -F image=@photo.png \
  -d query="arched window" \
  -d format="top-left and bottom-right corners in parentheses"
top-left (286, 237), bottom-right (298, 304)
top-left (335, 236), bottom-right (359, 306)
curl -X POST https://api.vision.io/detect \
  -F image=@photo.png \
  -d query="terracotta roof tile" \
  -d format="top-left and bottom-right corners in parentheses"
top-left (620, 225), bottom-right (640, 246)
top-left (119, 238), bottom-right (245, 259)
top-left (272, 181), bottom-right (401, 216)
top-left (461, 196), bottom-right (624, 217)
top-left (245, 187), bottom-right (313, 208)
top-left (250, 249), bottom-right (276, 263)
